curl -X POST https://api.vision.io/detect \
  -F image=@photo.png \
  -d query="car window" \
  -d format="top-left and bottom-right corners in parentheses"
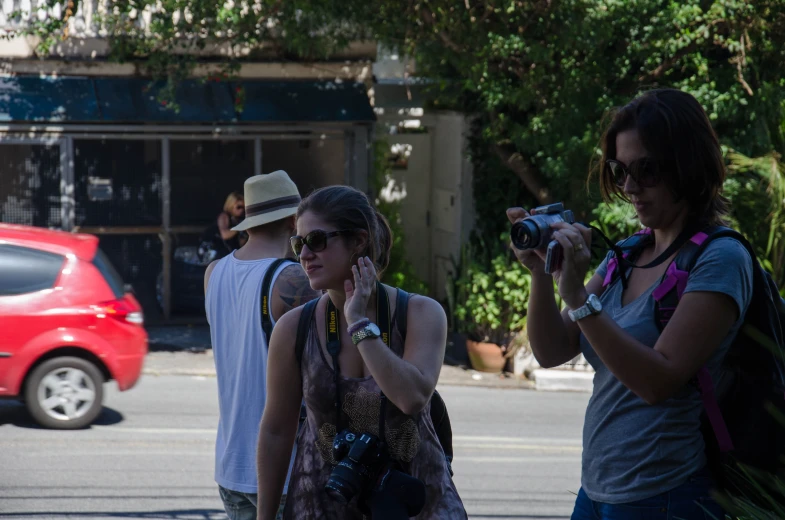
top-left (0, 244), bottom-right (65, 296)
top-left (92, 248), bottom-right (125, 299)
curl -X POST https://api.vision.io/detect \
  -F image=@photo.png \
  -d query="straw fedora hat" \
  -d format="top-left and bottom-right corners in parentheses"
top-left (231, 170), bottom-right (301, 231)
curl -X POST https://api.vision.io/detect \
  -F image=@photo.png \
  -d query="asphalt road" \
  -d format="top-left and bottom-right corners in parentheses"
top-left (0, 375), bottom-right (589, 520)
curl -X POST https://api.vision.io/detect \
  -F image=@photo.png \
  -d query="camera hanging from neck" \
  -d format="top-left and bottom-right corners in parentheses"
top-left (326, 281), bottom-right (391, 440)
top-left (586, 222), bottom-right (704, 289)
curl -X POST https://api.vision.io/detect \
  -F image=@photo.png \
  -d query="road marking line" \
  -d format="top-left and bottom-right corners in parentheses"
top-left (90, 428), bottom-right (583, 446)
top-left (456, 456), bottom-right (580, 463)
top-left (454, 443), bottom-right (581, 453)
top-left (80, 427), bottom-right (582, 452)
top-left (453, 435), bottom-right (581, 445)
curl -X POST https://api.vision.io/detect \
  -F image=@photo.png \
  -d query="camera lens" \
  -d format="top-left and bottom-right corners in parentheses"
top-left (511, 220), bottom-right (540, 250)
top-left (325, 479), bottom-right (354, 504)
top-left (325, 462), bottom-right (365, 504)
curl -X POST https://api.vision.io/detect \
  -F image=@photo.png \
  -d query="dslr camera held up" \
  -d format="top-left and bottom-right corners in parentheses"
top-left (325, 430), bottom-right (426, 519)
top-left (510, 202), bottom-right (575, 274)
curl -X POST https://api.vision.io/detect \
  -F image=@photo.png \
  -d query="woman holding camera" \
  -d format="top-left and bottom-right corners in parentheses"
top-left (256, 185), bottom-right (466, 520)
top-left (510, 88), bottom-right (752, 519)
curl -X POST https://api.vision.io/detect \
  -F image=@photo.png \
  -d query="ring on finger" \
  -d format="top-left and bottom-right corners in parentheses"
top-left (575, 243), bottom-right (585, 252)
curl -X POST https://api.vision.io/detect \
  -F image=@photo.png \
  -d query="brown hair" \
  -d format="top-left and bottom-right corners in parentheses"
top-left (593, 88), bottom-right (729, 226)
top-left (296, 186), bottom-right (393, 276)
top-left (223, 192), bottom-right (244, 214)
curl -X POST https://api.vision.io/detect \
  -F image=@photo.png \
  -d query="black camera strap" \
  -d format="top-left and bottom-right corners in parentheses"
top-left (325, 281), bottom-right (391, 436)
top-left (586, 222), bottom-right (702, 289)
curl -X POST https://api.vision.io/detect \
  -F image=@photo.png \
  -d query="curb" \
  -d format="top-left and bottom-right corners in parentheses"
top-left (140, 363), bottom-right (537, 390)
top-left (140, 353), bottom-right (591, 392)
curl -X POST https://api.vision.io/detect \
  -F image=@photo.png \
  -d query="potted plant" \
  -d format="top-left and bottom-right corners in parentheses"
top-left (446, 236), bottom-right (532, 373)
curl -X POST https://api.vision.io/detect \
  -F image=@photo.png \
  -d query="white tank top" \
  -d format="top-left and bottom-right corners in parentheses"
top-left (205, 253), bottom-right (295, 493)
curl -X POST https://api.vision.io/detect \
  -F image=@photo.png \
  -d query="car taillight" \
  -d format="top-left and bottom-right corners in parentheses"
top-left (101, 299), bottom-right (144, 325)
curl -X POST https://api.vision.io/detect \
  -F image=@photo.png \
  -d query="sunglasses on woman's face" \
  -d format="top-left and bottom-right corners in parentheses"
top-left (606, 158), bottom-right (661, 188)
top-left (290, 229), bottom-right (353, 257)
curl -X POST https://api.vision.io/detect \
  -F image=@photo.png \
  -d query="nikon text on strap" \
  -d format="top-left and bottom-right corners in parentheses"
top-left (326, 281), bottom-right (391, 435)
top-left (260, 258), bottom-right (296, 341)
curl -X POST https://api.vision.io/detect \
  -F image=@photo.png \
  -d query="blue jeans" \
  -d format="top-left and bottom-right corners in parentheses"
top-left (571, 469), bottom-right (725, 520)
top-left (218, 486), bottom-right (286, 520)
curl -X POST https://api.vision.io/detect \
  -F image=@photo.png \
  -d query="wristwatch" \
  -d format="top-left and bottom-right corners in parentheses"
top-left (351, 322), bottom-right (381, 345)
top-left (568, 294), bottom-right (603, 322)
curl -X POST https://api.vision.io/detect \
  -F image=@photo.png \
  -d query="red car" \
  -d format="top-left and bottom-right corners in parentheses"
top-left (0, 224), bottom-right (148, 429)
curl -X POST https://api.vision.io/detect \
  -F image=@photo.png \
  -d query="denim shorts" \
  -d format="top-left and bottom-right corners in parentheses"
top-left (570, 469), bottom-right (725, 520)
top-left (218, 486), bottom-right (286, 520)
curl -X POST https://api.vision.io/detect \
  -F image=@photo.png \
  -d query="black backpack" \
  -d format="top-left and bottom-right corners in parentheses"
top-left (294, 289), bottom-right (455, 474)
top-left (605, 226), bottom-right (785, 494)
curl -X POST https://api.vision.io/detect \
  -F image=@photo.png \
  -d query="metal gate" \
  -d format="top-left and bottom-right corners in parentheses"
top-left (1, 126), bottom-right (366, 324)
top-left (0, 138), bottom-right (65, 228)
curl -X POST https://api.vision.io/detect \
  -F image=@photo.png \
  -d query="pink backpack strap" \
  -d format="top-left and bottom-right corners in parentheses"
top-left (652, 231), bottom-right (710, 302)
top-left (697, 367), bottom-right (735, 452)
top-left (650, 229), bottom-right (734, 452)
top-left (602, 229), bottom-right (652, 288)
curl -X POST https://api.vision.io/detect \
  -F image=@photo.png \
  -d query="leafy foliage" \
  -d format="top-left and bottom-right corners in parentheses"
top-left (725, 149), bottom-right (785, 288)
top-left (447, 233), bottom-right (531, 348)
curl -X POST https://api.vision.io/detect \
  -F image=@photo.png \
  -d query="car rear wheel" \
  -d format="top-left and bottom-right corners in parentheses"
top-left (24, 357), bottom-right (104, 429)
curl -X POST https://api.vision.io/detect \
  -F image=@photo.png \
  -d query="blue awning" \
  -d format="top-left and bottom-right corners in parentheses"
top-left (0, 76), bottom-right (375, 123)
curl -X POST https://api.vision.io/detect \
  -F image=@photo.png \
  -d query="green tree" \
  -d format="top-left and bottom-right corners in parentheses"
top-left (14, 0), bottom-right (785, 271)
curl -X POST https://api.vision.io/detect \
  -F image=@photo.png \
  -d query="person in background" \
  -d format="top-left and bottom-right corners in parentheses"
top-left (204, 171), bottom-right (321, 520)
top-left (218, 191), bottom-right (248, 252)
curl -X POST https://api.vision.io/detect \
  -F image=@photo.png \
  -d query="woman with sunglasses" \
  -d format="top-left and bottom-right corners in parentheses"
top-left (509, 88), bottom-right (752, 519)
top-left (256, 185), bottom-right (466, 520)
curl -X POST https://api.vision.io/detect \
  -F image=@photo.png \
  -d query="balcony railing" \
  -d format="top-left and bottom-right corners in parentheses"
top-left (0, 0), bottom-right (115, 37)
top-left (0, 0), bottom-right (376, 61)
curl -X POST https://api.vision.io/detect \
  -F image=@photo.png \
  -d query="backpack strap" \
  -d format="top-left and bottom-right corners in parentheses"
top-left (295, 298), bottom-right (319, 368)
top-left (602, 229), bottom-right (653, 289)
top-left (650, 226), bottom-right (735, 453)
top-left (651, 229), bottom-right (714, 330)
top-left (395, 287), bottom-right (410, 339)
top-left (260, 258), bottom-right (295, 342)
top-left (395, 287), bottom-right (455, 473)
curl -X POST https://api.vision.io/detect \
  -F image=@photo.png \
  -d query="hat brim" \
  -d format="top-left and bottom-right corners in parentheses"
top-left (231, 206), bottom-right (297, 231)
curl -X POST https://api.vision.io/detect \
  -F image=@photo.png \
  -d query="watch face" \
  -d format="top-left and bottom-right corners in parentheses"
top-left (588, 294), bottom-right (602, 312)
top-left (368, 323), bottom-right (381, 336)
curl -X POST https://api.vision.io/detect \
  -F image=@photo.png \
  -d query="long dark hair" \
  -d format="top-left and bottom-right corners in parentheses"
top-left (297, 186), bottom-right (393, 276)
top-left (594, 88), bottom-right (729, 226)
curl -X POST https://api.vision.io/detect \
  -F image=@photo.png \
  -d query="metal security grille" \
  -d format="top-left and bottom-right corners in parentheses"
top-left (0, 143), bottom-right (62, 228)
top-left (73, 139), bottom-right (162, 227)
top-left (72, 139), bottom-right (164, 322)
top-left (170, 140), bottom-right (254, 226)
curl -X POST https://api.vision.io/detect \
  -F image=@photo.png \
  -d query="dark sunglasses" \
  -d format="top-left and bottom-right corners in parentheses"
top-left (606, 158), bottom-right (661, 188)
top-left (290, 229), bottom-right (353, 257)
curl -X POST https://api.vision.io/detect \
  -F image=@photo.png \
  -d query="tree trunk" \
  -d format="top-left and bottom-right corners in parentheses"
top-left (492, 144), bottom-right (553, 205)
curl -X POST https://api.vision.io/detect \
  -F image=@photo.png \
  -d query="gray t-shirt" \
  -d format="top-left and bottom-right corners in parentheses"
top-left (579, 237), bottom-right (753, 503)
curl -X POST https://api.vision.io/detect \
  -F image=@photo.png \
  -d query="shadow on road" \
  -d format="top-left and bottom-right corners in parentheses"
top-left (0, 402), bottom-right (125, 429)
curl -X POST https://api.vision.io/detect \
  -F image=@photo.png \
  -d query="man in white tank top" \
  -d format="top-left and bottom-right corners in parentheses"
top-left (203, 171), bottom-right (320, 520)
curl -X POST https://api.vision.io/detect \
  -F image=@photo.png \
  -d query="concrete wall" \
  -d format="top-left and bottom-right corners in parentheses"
top-left (428, 112), bottom-right (474, 302)
top-left (379, 111), bottom-right (474, 302)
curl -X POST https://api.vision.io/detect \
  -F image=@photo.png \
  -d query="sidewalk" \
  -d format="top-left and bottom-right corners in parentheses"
top-left (143, 325), bottom-right (592, 392)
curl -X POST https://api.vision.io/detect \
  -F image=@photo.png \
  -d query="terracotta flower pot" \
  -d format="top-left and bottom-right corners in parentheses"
top-left (466, 339), bottom-right (506, 373)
